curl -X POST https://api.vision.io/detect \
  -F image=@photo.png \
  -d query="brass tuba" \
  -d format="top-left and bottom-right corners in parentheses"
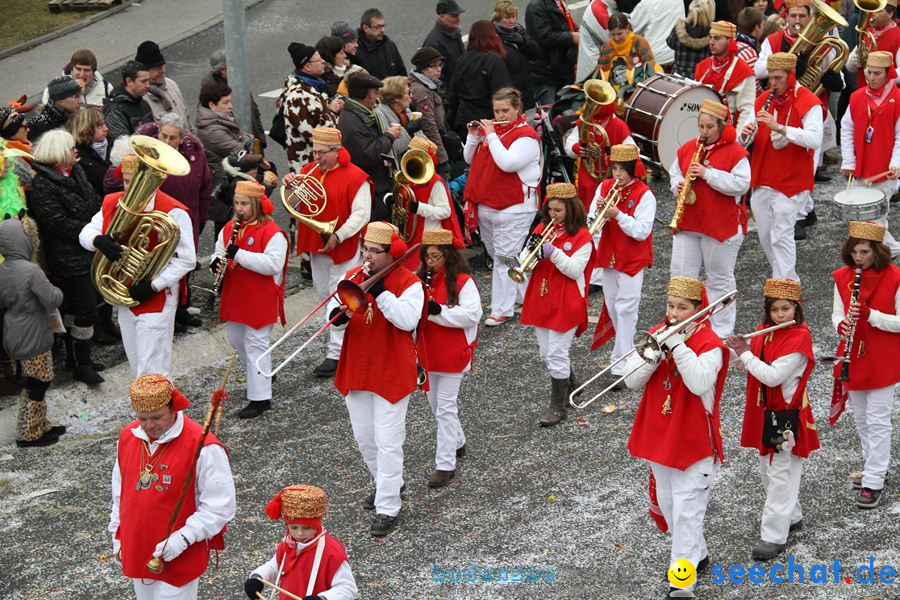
top-left (91, 135), bottom-right (189, 307)
top-left (280, 173), bottom-right (338, 240)
top-left (386, 148), bottom-right (434, 242)
top-left (789, 0), bottom-right (850, 96)
top-left (577, 79), bottom-right (616, 179)
top-left (855, 0), bottom-right (888, 71)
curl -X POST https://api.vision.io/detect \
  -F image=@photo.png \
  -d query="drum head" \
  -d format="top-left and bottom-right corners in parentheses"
top-left (655, 85), bottom-right (719, 168)
top-left (834, 188), bottom-right (885, 206)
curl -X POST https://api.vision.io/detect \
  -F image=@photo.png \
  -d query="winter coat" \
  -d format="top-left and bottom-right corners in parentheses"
top-left (26, 103), bottom-right (71, 143)
top-left (41, 69), bottom-right (114, 108)
top-left (279, 73), bottom-right (336, 172)
top-left (495, 21), bottom-right (541, 109)
top-left (423, 22), bottom-right (465, 87)
top-left (144, 77), bottom-right (192, 131)
top-left (135, 122), bottom-right (213, 249)
top-left (74, 142), bottom-right (110, 197)
top-left (525, 0), bottom-right (578, 88)
top-left (103, 87), bottom-right (154, 146)
top-left (201, 72), bottom-right (266, 145)
top-left (666, 20), bottom-right (711, 79)
top-left (374, 103), bottom-right (414, 158)
top-left (448, 50), bottom-right (511, 131)
top-left (28, 162), bottom-right (100, 278)
top-left (337, 101), bottom-right (394, 221)
top-left (0, 219), bottom-right (63, 359)
top-left (355, 30), bottom-right (407, 79)
top-left (196, 106), bottom-right (251, 223)
top-left (409, 71), bottom-right (449, 165)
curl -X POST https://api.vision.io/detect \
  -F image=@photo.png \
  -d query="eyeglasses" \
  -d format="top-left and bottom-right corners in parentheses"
top-left (425, 253), bottom-right (444, 261)
top-left (362, 246), bottom-right (387, 255)
top-left (312, 148), bottom-right (337, 157)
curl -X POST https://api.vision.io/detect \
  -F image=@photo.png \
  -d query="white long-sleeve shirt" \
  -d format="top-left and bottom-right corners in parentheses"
top-left (839, 102), bottom-right (900, 173)
top-left (737, 103), bottom-right (823, 155)
top-left (738, 351), bottom-right (807, 403)
top-left (831, 281), bottom-right (900, 333)
top-left (251, 538), bottom-right (359, 600)
top-left (328, 273), bottom-right (424, 333)
top-left (334, 180), bottom-right (372, 244)
top-left (428, 278), bottom-right (482, 371)
top-left (845, 45), bottom-right (900, 83)
top-left (464, 129), bottom-right (541, 213)
top-left (212, 224), bottom-right (288, 286)
top-left (520, 236), bottom-right (593, 296)
top-left (563, 126), bottom-right (635, 159)
top-left (576, 1), bottom-right (612, 82)
top-left (627, 0), bottom-right (684, 66)
top-left (412, 181), bottom-right (452, 229)
top-left (108, 412), bottom-right (236, 547)
top-left (79, 193), bottom-right (196, 293)
top-left (587, 186), bottom-right (656, 243)
top-left (668, 154), bottom-right (751, 238)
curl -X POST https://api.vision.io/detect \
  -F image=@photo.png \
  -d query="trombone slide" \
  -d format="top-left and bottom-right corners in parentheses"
top-left (740, 320), bottom-right (796, 339)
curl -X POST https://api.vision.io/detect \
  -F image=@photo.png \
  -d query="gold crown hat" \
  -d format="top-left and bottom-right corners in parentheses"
top-left (119, 154), bottom-right (140, 175)
top-left (848, 220), bottom-right (886, 243)
top-left (764, 278), bottom-right (802, 302)
top-left (888, 0), bottom-right (897, 8)
top-left (866, 51), bottom-right (893, 69)
top-left (311, 126), bottom-right (342, 146)
top-left (364, 220), bottom-right (400, 245)
top-left (544, 182), bottom-right (578, 200)
top-left (264, 485), bottom-right (328, 523)
top-left (768, 52), bottom-right (798, 72)
top-left (699, 99), bottom-right (729, 121)
top-left (668, 276), bottom-right (705, 301)
top-left (784, 0), bottom-right (811, 7)
top-left (610, 143), bottom-right (639, 162)
top-left (709, 21), bottom-right (736, 38)
top-left (421, 228), bottom-right (454, 246)
top-left (234, 180), bottom-right (265, 198)
top-left (129, 374), bottom-right (189, 413)
top-left (408, 136), bottom-right (438, 155)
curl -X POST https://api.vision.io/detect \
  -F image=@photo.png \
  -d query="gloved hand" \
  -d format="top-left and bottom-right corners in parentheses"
top-left (93, 234), bottom-right (123, 262)
top-left (367, 276), bottom-right (386, 299)
top-left (244, 576), bottom-right (265, 599)
top-left (302, 596), bottom-right (324, 600)
top-left (526, 232), bottom-right (542, 250)
top-left (408, 199), bottom-right (419, 214)
top-left (111, 534), bottom-right (121, 561)
top-left (329, 306), bottom-right (350, 327)
top-left (129, 280), bottom-right (156, 303)
top-left (661, 329), bottom-right (687, 351)
top-left (225, 244), bottom-right (240, 259)
top-left (820, 69), bottom-right (844, 93)
top-left (541, 242), bottom-right (556, 259)
top-left (152, 530), bottom-right (192, 562)
top-left (209, 257), bottom-right (222, 275)
top-left (428, 299), bottom-right (442, 315)
top-left (404, 119), bottom-right (424, 134)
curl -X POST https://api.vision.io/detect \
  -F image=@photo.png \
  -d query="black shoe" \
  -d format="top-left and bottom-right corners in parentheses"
top-left (370, 513), bottom-right (399, 537)
top-left (174, 321), bottom-right (188, 334)
top-left (793, 222), bottom-right (807, 241)
top-left (801, 209), bottom-right (817, 226)
top-left (456, 444), bottom-right (466, 458)
top-left (697, 556), bottom-right (709, 573)
top-left (751, 540), bottom-right (787, 560)
top-left (857, 487), bottom-right (883, 508)
top-left (176, 306), bottom-right (202, 327)
top-left (588, 284), bottom-right (603, 296)
top-left (47, 425), bottom-right (67, 436)
top-left (313, 358), bottom-right (338, 378)
top-left (363, 484), bottom-right (406, 510)
top-left (238, 400), bottom-right (271, 419)
top-left (73, 340), bottom-right (104, 385)
top-left (428, 469), bottom-right (455, 488)
top-left (789, 519), bottom-right (803, 532)
top-left (814, 169), bottom-right (831, 182)
top-left (16, 431), bottom-right (60, 448)
top-left (891, 192), bottom-right (900, 204)
top-left (300, 258), bottom-right (312, 281)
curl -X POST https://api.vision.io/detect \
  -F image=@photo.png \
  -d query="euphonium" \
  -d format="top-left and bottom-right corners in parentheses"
top-left (280, 173), bottom-right (338, 239)
top-left (669, 137), bottom-right (707, 233)
top-left (587, 184), bottom-right (622, 236)
top-left (91, 135), bottom-right (189, 307)
top-left (386, 148), bottom-right (434, 243)
top-left (577, 79), bottom-right (616, 179)
top-left (789, 0), bottom-right (850, 96)
top-left (854, 0), bottom-right (888, 71)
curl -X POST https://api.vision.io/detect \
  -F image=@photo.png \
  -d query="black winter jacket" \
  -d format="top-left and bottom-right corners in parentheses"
top-left (525, 0), bottom-right (578, 88)
top-left (336, 103), bottom-right (394, 222)
top-left (74, 143), bottom-right (111, 197)
top-left (103, 87), bottom-right (154, 145)
top-left (423, 22), bottom-right (465, 87)
top-left (26, 103), bottom-right (70, 142)
top-left (448, 50), bottom-right (511, 132)
top-left (495, 22), bottom-right (541, 109)
top-left (29, 162), bottom-right (101, 278)
top-left (355, 31), bottom-right (407, 80)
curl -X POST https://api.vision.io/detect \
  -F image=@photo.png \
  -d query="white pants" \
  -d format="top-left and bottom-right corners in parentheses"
top-left (425, 372), bottom-right (467, 471)
top-left (670, 231), bottom-right (743, 337)
top-left (651, 456), bottom-right (717, 591)
top-left (132, 578), bottom-right (198, 600)
top-left (119, 291), bottom-right (178, 377)
top-left (345, 391), bottom-right (409, 516)
top-left (850, 180), bottom-right (900, 258)
top-left (750, 187), bottom-right (802, 281)
top-left (226, 322), bottom-right (273, 401)
top-left (850, 384), bottom-right (897, 490)
top-left (477, 205), bottom-right (535, 317)
top-left (310, 252), bottom-right (361, 360)
top-left (534, 326), bottom-right (577, 379)
top-left (758, 452), bottom-right (803, 545)
top-left (599, 268), bottom-right (644, 374)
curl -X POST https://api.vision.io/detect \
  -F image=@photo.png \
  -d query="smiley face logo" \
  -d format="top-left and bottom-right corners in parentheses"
top-left (667, 558), bottom-right (696, 588)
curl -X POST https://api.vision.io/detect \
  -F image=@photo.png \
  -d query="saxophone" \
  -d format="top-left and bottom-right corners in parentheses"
top-left (669, 137), bottom-right (707, 233)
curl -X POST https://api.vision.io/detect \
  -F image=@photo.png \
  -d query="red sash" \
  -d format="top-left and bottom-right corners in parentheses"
top-left (273, 534), bottom-right (348, 598)
top-left (423, 270), bottom-right (477, 373)
top-left (592, 178), bottom-right (654, 275)
top-left (464, 120), bottom-right (540, 211)
top-left (848, 85), bottom-right (900, 182)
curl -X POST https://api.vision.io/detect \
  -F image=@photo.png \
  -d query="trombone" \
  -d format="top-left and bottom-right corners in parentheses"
top-left (508, 220), bottom-right (560, 283)
top-left (255, 244), bottom-right (421, 377)
top-left (569, 290), bottom-right (738, 409)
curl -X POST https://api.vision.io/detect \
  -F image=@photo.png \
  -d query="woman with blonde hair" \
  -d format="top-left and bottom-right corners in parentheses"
top-left (375, 75), bottom-right (423, 159)
top-left (66, 107), bottom-right (109, 196)
top-left (666, 0), bottom-right (715, 78)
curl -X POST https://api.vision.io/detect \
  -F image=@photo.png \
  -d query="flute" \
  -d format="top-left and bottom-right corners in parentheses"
top-left (744, 91), bottom-right (776, 145)
top-left (467, 119), bottom-right (511, 128)
top-left (740, 320), bottom-right (796, 339)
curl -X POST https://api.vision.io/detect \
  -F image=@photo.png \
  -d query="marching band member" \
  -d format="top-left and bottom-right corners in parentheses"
top-left (328, 222), bottom-right (424, 536)
top-left (740, 52), bottom-right (822, 282)
top-left (590, 144), bottom-right (655, 389)
top-left (839, 51), bottom-right (900, 257)
top-left (726, 278), bottom-right (818, 560)
top-left (844, 0), bottom-right (900, 89)
top-left (669, 100), bottom-right (750, 337)
top-left (80, 154), bottom-right (196, 377)
top-left (109, 374), bottom-right (236, 600)
top-left (244, 485), bottom-right (358, 600)
top-left (625, 277), bottom-right (727, 598)
top-left (211, 180), bottom-right (287, 419)
top-left (283, 126), bottom-right (371, 379)
top-left (694, 21), bottom-right (756, 134)
top-left (520, 183), bottom-right (593, 427)
top-left (463, 87), bottom-right (541, 327)
top-left (830, 221), bottom-right (900, 509)
top-left (417, 228), bottom-right (481, 487)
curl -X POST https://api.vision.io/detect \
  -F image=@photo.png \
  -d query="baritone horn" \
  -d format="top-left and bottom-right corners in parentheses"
top-left (280, 174), bottom-right (338, 239)
top-left (387, 148), bottom-right (434, 242)
top-left (789, 0), bottom-right (850, 96)
top-left (855, 0), bottom-right (888, 70)
top-left (577, 79), bottom-right (615, 179)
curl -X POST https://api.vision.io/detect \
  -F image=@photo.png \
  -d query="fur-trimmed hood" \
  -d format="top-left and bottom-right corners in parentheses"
top-left (673, 19), bottom-right (710, 49)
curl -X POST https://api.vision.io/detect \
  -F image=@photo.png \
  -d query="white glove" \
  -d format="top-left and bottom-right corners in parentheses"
top-left (112, 535), bottom-right (121, 560)
top-left (661, 330), bottom-right (687, 351)
top-left (152, 529), bottom-right (192, 562)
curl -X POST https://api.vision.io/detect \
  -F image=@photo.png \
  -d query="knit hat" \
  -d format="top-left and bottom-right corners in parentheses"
top-left (265, 485), bottom-right (327, 531)
top-left (848, 220), bottom-right (886, 243)
top-left (129, 374), bottom-right (190, 413)
top-left (867, 51), bottom-right (893, 69)
top-left (0, 108), bottom-right (26, 140)
top-left (421, 228), bottom-right (454, 246)
top-left (288, 42), bottom-right (316, 70)
top-left (330, 21), bottom-right (358, 44)
top-left (709, 21), bottom-right (736, 38)
top-left (209, 49), bottom-right (227, 73)
top-left (408, 135), bottom-right (437, 155)
top-left (668, 276), bottom-right (705, 302)
top-left (437, 0), bottom-right (465, 15)
top-left (135, 40), bottom-right (166, 68)
top-left (610, 143), bottom-right (639, 162)
top-left (764, 278), bottom-right (802, 302)
top-left (411, 47), bottom-right (445, 71)
top-left (346, 72), bottom-right (383, 98)
top-left (312, 126), bottom-right (342, 146)
top-left (545, 182), bottom-right (577, 200)
top-left (767, 52), bottom-right (797, 72)
top-left (699, 99), bottom-right (729, 121)
top-left (47, 76), bottom-right (82, 102)
top-left (226, 149), bottom-right (262, 174)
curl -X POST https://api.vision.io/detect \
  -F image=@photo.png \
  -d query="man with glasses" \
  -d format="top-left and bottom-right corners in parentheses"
top-left (282, 127), bottom-right (371, 378)
top-left (355, 8), bottom-right (407, 79)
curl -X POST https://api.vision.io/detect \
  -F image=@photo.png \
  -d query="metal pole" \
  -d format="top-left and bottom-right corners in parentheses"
top-left (223, 0), bottom-right (252, 133)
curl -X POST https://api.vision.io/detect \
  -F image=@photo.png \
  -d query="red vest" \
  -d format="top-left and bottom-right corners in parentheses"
top-left (593, 178), bottom-right (654, 276)
top-left (749, 87), bottom-right (821, 197)
top-left (848, 84), bottom-right (900, 182)
top-left (575, 115), bottom-right (632, 209)
top-left (740, 323), bottom-right (820, 458)
top-left (464, 121), bottom-right (541, 210)
top-left (694, 54), bottom-right (755, 95)
top-left (402, 175), bottom-right (464, 271)
top-left (832, 264), bottom-right (900, 390)
top-left (335, 266), bottom-right (423, 402)
top-left (101, 191), bottom-right (189, 316)
top-left (520, 223), bottom-right (593, 335)
top-left (218, 219), bottom-right (287, 329)
top-left (766, 31), bottom-right (829, 107)
top-left (295, 153), bottom-right (371, 264)
top-left (116, 417), bottom-right (226, 587)
top-left (273, 534), bottom-right (348, 598)
top-left (855, 25), bottom-right (900, 89)
top-left (676, 137), bottom-right (749, 242)
top-left (423, 270), bottom-right (477, 373)
top-left (628, 324), bottom-right (727, 470)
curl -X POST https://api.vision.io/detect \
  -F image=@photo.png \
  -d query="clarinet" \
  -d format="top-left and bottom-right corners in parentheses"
top-left (206, 216), bottom-right (243, 310)
top-left (838, 265), bottom-right (863, 382)
top-left (745, 91), bottom-right (776, 146)
top-left (425, 267), bottom-right (434, 296)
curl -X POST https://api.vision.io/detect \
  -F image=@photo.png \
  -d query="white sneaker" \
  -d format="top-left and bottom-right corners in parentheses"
top-left (484, 315), bottom-right (511, 327)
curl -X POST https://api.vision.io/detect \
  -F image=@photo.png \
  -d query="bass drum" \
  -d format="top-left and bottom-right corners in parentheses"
top-left (624, 74), bottom-right (719, 168)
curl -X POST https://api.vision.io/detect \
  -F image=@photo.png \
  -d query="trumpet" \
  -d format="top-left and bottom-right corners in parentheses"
top-left (587, 185), bottom-right (622, 236)
top-left (467, 119), bottom-right (510, 129)
top-left (569, 290), bottom-right (738, 409)
top-left (508, 221), bottom-right (560, 283)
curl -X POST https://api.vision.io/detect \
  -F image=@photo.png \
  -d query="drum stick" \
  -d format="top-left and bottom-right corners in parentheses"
top-left (258, 579), bottom-right (304, 600)
top-left (864, 170), bottom-right (893, 184)
top-left (846, 174), bottom-right (853, 192)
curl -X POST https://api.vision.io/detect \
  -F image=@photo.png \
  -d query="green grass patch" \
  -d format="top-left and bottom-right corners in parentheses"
top-left (0, 1), bottom-right (101, 52)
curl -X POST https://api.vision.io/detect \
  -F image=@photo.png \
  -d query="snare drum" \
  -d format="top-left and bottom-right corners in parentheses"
top-left (624, 74), bottom-right (719, 168)
top-left (833, 188), bottom-right (888, 221)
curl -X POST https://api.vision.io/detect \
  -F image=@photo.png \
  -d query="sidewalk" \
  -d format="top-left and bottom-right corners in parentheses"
top-left (0, 0), bottom-right (262, 101)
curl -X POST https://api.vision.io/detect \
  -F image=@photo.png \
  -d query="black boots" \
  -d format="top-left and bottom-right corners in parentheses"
top-left (73, 339), bottom-right (104, 385)
top-left (539, 377), bottom-right (569, 427)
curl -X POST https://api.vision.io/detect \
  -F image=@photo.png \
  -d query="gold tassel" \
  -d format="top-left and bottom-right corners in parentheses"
top-left (609, 253), bottom-right (616, 269)
top-left (540, 278), bottom-right (548, 296)
top-left (858, 340), bottom-right (865, 357)
top-left (662, 395), bottom-right (672, 414)
top-left (757, 387), bottom-right (764, 407)
top-left (366, 305), bottom-right (374, 325)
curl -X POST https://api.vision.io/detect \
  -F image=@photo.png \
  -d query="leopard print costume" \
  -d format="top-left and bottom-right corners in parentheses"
top-left (15, 351), bottom-right (54, 442)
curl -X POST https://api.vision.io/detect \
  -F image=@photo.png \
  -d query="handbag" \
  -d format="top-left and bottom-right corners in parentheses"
top-left (763, 409), bottom-right (799, 452)
top-left (269, 108), bottom-right (287, 148)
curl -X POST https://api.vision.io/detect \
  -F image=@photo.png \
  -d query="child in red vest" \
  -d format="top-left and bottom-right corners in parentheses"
top-left (416, 228), bottom-right (482, 488)
top-left (520, 183), bottom-right (593, 427)
top-left (245, 485), bottom-right (358, 600)
top-left (212, 180), bottom-right (287, 420)
top-left (726, 278), bottom-right (818, 560)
